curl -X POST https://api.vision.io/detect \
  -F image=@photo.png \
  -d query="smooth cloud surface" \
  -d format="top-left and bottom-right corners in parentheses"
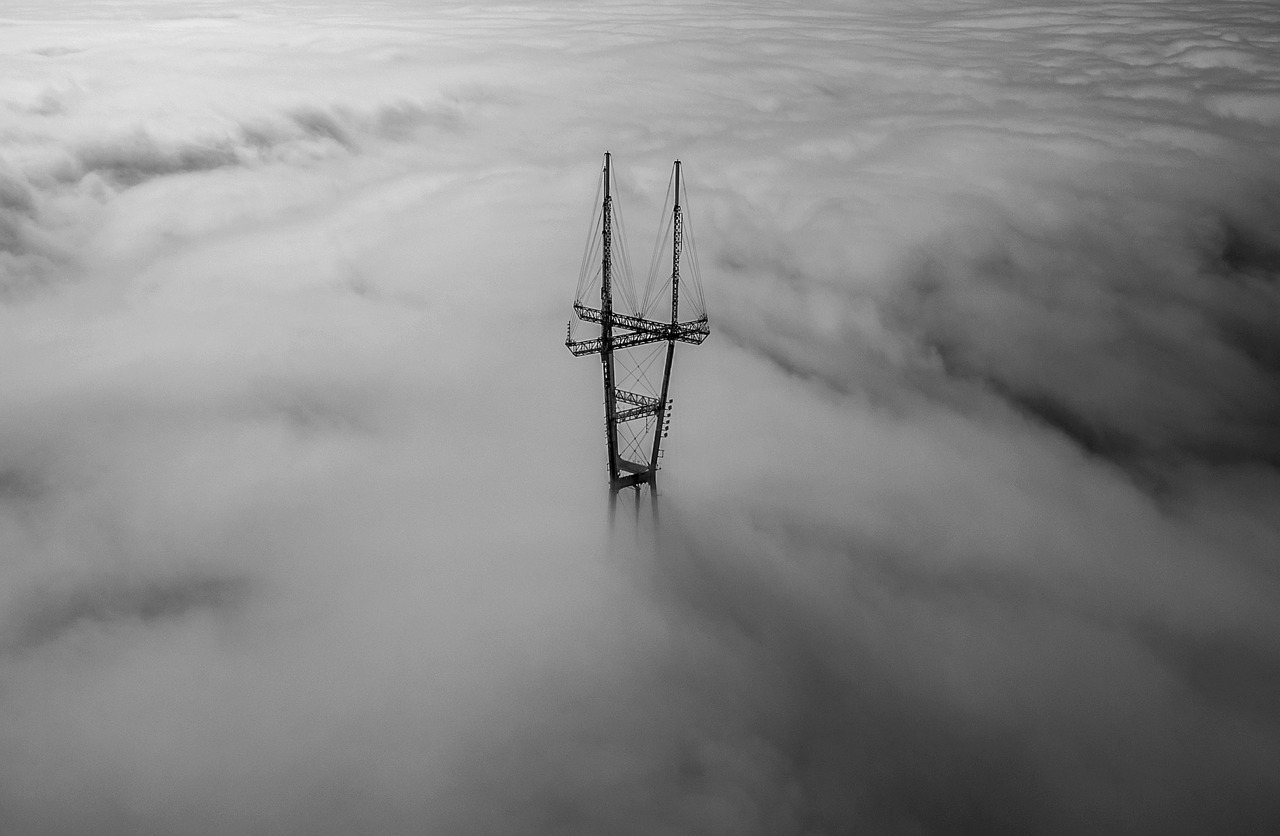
top-left (2, 1), bottom-right (1279, 833)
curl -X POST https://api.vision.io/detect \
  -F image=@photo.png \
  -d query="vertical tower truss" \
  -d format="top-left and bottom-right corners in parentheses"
top-left (566, 153), bottom-right (710, 494)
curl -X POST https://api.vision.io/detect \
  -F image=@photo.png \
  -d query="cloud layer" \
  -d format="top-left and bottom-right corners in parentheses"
top-left (2, 1), bottom-right (1279, 833)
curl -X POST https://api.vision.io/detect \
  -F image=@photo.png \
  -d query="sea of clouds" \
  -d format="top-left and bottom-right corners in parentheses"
top-left (2, 0), bottom-right (1279, 833)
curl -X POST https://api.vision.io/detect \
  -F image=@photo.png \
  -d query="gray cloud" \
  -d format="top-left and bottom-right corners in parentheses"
top-left (1, 0), bottom-right (1279, 834)
top-left (3, 572), bottom-right (251, 654)
top-left (712, 148), bottom-right (1280, 472)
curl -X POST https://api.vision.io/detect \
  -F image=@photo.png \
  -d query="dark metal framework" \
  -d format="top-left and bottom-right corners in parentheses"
top-left (566, 153), bottom-right (709, 503)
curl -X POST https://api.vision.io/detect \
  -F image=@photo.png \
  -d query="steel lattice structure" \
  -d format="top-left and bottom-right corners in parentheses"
top-left (566, 153), bottom-right (709, 509)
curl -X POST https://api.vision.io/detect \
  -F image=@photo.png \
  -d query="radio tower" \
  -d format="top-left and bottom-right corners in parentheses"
top-left (566, 153), bottom-right (709, 519)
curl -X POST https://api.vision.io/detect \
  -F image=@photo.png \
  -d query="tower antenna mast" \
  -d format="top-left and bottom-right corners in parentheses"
top-left (566, 154), bottom-right (709, 515)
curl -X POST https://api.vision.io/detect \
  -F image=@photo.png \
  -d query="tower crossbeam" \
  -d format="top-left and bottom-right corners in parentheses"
top-left (614, 403), bottom-right (661, 423)
top-left (572, 303), bottom-right (696, 337)
top-left (566, 316), bottom-right (709, 356)
top-left (614, 389), bottom-right (661, 409)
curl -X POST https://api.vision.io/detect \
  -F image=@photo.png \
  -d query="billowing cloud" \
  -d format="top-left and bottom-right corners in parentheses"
top-left (1, 0), bottom-right (1279, 833)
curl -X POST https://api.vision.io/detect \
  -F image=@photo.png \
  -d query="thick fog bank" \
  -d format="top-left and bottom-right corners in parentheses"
top-left (1, 1), bottom-right (1279, 833)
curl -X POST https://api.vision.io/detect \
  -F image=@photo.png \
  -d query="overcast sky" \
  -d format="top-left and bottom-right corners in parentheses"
top-left (2, 1), bottom-right (1279, 833)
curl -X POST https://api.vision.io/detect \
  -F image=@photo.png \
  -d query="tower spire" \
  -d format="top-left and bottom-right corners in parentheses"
top-left (599, 152), bottom-right (620, 489)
